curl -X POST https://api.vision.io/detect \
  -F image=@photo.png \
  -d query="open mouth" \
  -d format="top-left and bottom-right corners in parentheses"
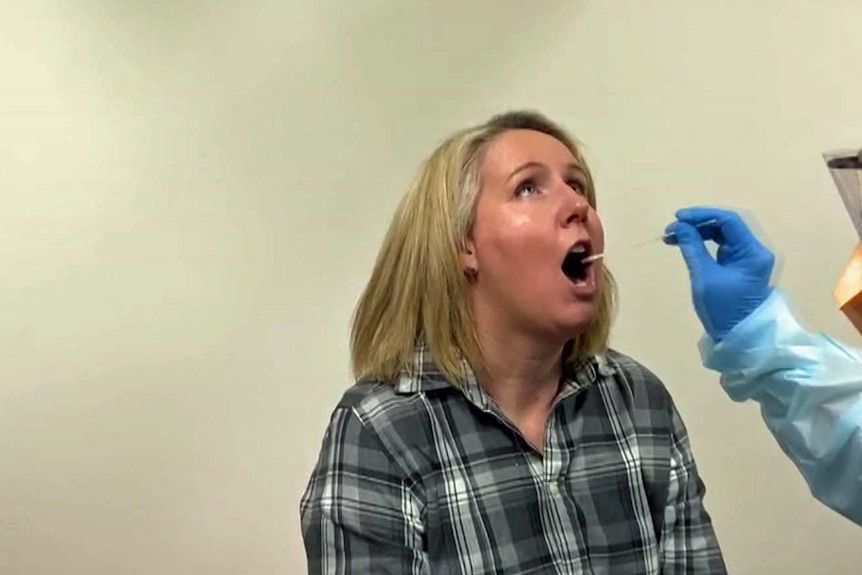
top-left (561, 243), bottom-right (600, 284)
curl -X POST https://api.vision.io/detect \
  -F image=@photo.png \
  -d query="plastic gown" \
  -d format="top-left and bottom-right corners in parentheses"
top-left (700, 289), bottom-right (862, 525)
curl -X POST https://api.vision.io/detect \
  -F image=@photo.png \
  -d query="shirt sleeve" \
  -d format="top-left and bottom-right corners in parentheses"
top-left (300, 406), bottom-right (429, 575)
top-left (699, 288), bottom-right (862, 526)
top-left (659, 401), bottom-right (728, 574)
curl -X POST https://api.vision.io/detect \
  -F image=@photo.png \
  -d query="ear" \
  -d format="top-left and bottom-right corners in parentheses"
top-left (460, 238), bottom-right (478, 272)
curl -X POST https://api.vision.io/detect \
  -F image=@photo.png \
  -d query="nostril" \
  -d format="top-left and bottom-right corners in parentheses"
top-left (566, 211), bottom-right (586, 225)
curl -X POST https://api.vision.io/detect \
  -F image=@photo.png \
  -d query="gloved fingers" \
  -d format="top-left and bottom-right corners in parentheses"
top-left (716, 237), bottom-right (777, 274)
top-left (662, 222), bottom-right (680, 245)
top-left (675, 206), bottom-right (737, 224)
top-left (675, 206), bottom-right (758, 249)
top-left (665, 221), bottom-right (716, 277)
top-left (663, 219), bottom-right (724, 245)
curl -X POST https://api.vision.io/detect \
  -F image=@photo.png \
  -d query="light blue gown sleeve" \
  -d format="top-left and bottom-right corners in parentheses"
top-left (699, 289), bottom-right (862, 526)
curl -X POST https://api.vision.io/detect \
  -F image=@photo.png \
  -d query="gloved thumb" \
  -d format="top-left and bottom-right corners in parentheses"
top-left (666, 221), bottom-right (715, 279)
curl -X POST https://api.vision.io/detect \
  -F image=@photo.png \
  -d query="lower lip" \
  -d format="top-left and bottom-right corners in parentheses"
top-left (565, 264), bottom-right (598, 297)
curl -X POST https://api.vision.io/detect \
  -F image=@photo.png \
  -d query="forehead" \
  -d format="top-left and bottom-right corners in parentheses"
top-left (481, 129), bottom-right (580, 179)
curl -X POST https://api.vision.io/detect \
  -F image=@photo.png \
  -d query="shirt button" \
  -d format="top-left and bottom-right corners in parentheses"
top-left (548, 482), bottom-right (560, 495)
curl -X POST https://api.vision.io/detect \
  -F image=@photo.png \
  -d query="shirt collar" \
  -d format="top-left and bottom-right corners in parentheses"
top-left (394, 343), bottom-right (616, 407)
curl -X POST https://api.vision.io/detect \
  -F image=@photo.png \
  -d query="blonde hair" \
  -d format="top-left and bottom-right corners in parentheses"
top-left (350, 110), bottom-right (617, 385)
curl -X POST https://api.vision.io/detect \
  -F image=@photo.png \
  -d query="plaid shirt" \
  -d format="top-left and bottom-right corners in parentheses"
top-left (300, 347), bottom-right (726, 574)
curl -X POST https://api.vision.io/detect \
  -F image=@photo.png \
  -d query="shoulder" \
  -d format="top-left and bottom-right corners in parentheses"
top-left (325, 381), bottom-right (440, 478)
top-left (336, 380), bottom-right (431, 429)
top-left (604, 348), bottom-right (665, 385)
top-left (601, 348), bottom-right (675, 412)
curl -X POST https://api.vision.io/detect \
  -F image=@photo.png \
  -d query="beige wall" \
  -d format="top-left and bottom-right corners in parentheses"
top-left (2, 1), bottom-right (862, 573)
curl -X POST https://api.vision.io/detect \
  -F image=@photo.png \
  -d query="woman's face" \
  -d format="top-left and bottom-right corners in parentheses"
top-left (462, 129), bottom-right (605, 343)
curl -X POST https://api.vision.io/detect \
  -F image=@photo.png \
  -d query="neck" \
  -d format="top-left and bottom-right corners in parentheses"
top-left (472, 314), bottom-right (565, 424)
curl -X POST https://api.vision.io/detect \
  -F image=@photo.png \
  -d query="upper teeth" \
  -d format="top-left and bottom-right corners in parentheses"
top-left (572, 245), bottom-right (587, 253)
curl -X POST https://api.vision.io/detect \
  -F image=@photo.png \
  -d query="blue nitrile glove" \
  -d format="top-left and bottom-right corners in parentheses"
top-left (664, 207), bottom-right (776, 341)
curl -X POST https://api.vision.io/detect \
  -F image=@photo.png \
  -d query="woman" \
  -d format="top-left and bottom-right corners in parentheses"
top-left (300, 111), bottom-right (727, 574)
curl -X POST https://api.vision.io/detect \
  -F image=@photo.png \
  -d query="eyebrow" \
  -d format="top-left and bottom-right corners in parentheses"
top-left (507, 161), bottom-right (585, 182)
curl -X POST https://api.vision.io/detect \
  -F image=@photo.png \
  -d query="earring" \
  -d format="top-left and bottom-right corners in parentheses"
top-left (463, 267), bottom-right (478, 281)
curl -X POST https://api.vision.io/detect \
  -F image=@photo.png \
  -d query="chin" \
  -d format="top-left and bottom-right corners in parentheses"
top-left (555, 309), bottom-right (598, 338)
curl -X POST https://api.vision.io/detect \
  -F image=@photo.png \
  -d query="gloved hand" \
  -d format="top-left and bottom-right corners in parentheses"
top-left (664, 206), bottom-right (776, 341)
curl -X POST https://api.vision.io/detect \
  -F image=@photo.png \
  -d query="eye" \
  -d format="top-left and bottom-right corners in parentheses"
top-left (515, 179), bottom-right (541, 198)
top-left (568, 179), bottom-right (587, 196)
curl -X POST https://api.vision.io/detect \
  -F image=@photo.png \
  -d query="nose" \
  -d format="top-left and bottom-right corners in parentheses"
top-left (562, 191), bottom-right (589, 227)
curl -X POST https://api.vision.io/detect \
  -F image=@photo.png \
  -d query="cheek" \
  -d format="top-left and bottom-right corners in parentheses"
top-left (474, 208), bottom-right (542, 262)
top-left (590, 211), bottom-right (605, 251)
